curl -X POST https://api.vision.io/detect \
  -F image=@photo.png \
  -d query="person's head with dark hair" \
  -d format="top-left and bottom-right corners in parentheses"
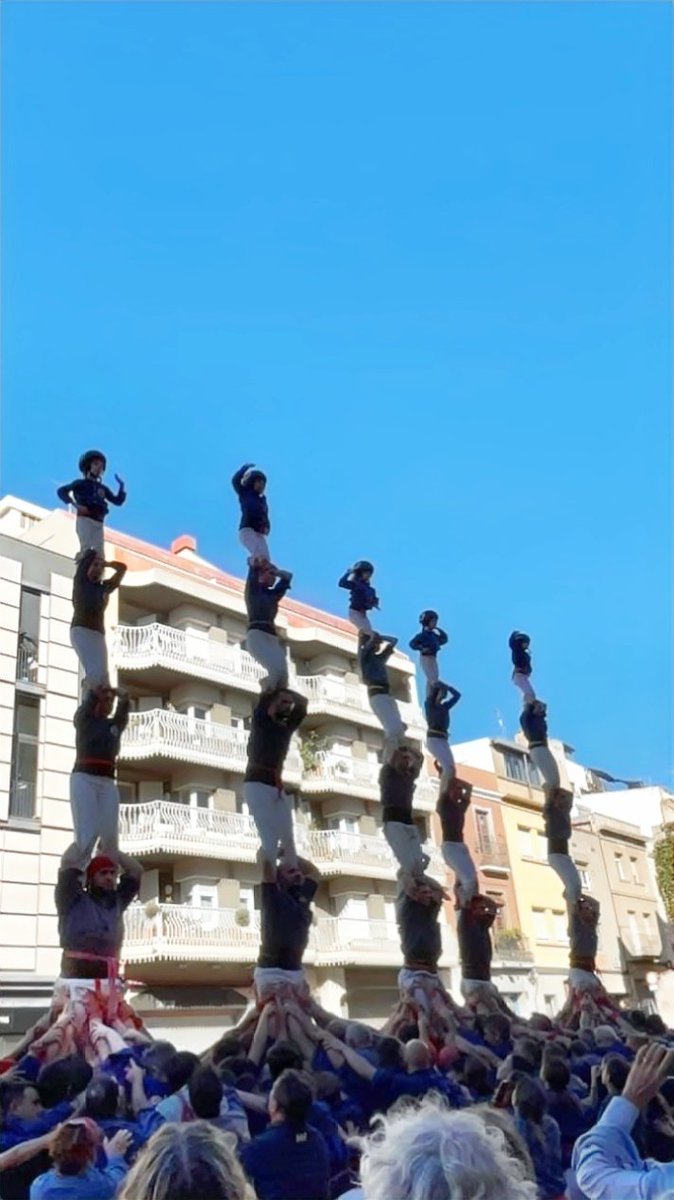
top-left (84, 1075), bottom-right (120, 1120)
top-left (528, 1013), bottom-right (553, 1033)
top-left (514, 1038), bottom-right (542, 1070)
top-left (38, 1056), bottom-right (93, 1108)
top-left (541, 1056), bottom-right (571, 1094)
top-left (543, 1041), bottom-right (568, 1061)
top-left (50, 1119), bottom-right (102, 1177)
top-left (218, 1056), bottom-right (253, 1080)
top-left (602, 1054), bottom-right (630, 1096)
top-left (164, 1051), bottom-right (200, 1096)
top-left (646, 1013), bottom-right (668, 1037)
top-left (269, 1068), bottom-right (313, 1128)
top-left (461, 1056), bottom-right (492, 1099)
top-left (236, 1073), bottom-right (258, 1094)
top-left (509, 1055), bottom-right (536, 1078)
top-left (267, 1040), bottom-right (303, 1081)
top-left (142, 1041), bottom-right (177, 1079)
top-left (483, 1014), bottom-right (511, 1049)
top-left (1, 1082), bottom-right (43, 1122)
top-left (118, 1121), bottom-right (251, 1200)
top-left (628, 1009), bottom-right (648, 1032)
top-left (570, 1039), bottom-right (589, 1060)
top-left (377, 1037), bottom-right (405, 1072)
top-left (514, 1077), bottom-right (547, 1126)
top-left (188, 1067), bottom-right (223, 1121)
top-left (396, 1022), bottom-right (419, 1044)
top-left (314, 1071), bottom-right (342, 1106)
top-left (211, 1035), bottom-right (243, 1066)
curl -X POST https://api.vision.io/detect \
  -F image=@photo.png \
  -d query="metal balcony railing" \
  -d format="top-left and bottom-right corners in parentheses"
top-left (473, 837), bottom-right (511, 870)
top-left (119, 801), bottom-right (260, 861)
top-left (120, 710), bottom-right (302, 777)
top-left (297, 672), bottom-right (424, 731)
top-left (16, 643), bottom-right (40, 685)
top-left (492, 930), bottom-right (534, 963)
top-left (113, 623), bottom-right (265, 689)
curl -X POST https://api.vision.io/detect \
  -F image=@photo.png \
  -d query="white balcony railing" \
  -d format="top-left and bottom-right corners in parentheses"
top-left (123, 904), bottom-right (456, 968)
top-left (113, 624), bottom-right (265, 691)
top-left (297, 672), bottom-right (424, 732)
top-left (119, 801), bottom-right (260, 861)
top-left (619, 924), bottom-right (663, 959)
top-left (120, 710), bottom-right (302, 778)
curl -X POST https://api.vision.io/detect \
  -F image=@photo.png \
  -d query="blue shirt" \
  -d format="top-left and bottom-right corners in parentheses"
top-left (30, 1159), bottom-right (127, 1200)
top-left (572, 1096), bottom-right (674, 1200)
top-left (240, 1121), bottom-right (330, 1200)
top-left (409, 628), bottom-right (448, 656)
top-left (0, 1103), bottom-right (73, 1152)
top-left (515, 1113), bottom-right (566, 1199)
top-left (338, 574), bottom-right (378, 613)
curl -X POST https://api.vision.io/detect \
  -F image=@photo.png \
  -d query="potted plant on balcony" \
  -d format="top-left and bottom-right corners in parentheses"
top-left (235, 904), bottom-right (251, 927)
top-left (495, 927), bottom-right (527, 957)
top-left (299, 731), bottom-right (327, 774)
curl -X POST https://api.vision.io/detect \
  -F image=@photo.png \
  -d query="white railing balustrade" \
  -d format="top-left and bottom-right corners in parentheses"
top-left (113, 624), bottom-right (265, 688)
top-left (124, 904), bottom-right (261, 961)
top-left (302, 750), bottom-right (380, 794)
top-left (297, 672), bottom-right (424, 730)
top-left (119, 800), bottom-right (260, 860)
top-left (121, 709), bottom-right (248, 767)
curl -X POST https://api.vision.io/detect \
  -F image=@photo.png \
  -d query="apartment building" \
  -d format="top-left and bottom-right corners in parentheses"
top-left (0, 496), bottom-right (455, 1051)
top-left (453, 734), bottom-right (670, 1015)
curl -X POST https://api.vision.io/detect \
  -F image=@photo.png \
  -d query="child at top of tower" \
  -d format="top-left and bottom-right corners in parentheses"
top-left (409, 610), bottom-right (448, 690)
top-left (57, 450), bottom-right (126, 559)
top-left (339, 561), bottom-right (379, 634)
top-left (232, 462), bottom-right (271, 564)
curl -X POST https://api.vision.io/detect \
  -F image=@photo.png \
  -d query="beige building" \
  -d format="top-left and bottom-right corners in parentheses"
top-left (453, 734), bottom-right (670, 1015)
top-left (0, 496), bottom-right (455, 1052)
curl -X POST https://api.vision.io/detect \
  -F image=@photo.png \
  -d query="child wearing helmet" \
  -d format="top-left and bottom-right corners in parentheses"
top-left (338, 562), bottom-right (379, 633)
top-left (232, 462), bottom-right (271, 563)
top-left (57, 451), bottom-right (126, 559)
top-left (409, 611), bottom-right (448, 690)
top-left (509, 630), bottom-right (535, 700)
top-left (425, 682), bottom-right (461, 790)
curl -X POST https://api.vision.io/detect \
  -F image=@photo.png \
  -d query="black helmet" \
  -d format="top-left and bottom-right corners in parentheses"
top-left (419, 609), bottom-right (438, 626)
top-left (352, 560), bottom-right (374, 575)
top-left (241, 467), bottom-right (267, 488)
top-left (79, 449), bottom-right (107, 474)
top-left (509, 630), bottom-right (530, 649)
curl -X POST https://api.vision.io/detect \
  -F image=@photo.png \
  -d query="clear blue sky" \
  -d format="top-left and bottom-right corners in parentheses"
top-left (1, 2), bottom-right (671, 785)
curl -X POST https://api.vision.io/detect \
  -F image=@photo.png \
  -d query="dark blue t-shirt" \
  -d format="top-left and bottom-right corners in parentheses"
top-left (240, 1121), bottom-right (330, 1200)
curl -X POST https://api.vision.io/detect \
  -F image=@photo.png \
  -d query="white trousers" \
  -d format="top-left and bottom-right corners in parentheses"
top-left (427, 736), bottom-right (455, 788)
top-left (569, 968), bottom-right (601, 992)
top-left (67, 772), bottom-right (119, 869)
top-left (246, 630), bottom-right (288, 690)
top-left (253, 967), bottom-right (308, 1003)
top-left (76, 516), bottom-right (105, 559)
top-left (239, 529), bottom-right (270, 562)
top-left (244, 782), bottom-right (297, 868)
top-left (384, 821), bottom-right (425, 874)
top-left (549, 853), bottom-right (582, 902)
top-left (349, 608), bottom-right (373, 634)
top-left (369, 693), bottom-right (406, 747)
top-left (461, 979), bottom-right (498, 1000)
top-left (441, 841), bottom-right (478, 904)
top-left (513, 671), bottom-right (535, 699)
top-left (530, 744), bottom-right (560, 790)
top-left (419, 656), bottom-right (439, 688)
top-left (398, 969), bottom-right (441, 1013)
top-left (70, 627), bottom-right (109, 691)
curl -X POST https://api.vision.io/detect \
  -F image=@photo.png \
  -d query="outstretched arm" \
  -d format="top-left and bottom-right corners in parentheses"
top-left (379, 636), bottom-right (398, 662)
top-left (106, 475), bottom-right (126, 506)
top-left (316, 1030), bottom-right (377, 1081)
top-left (232, 463), bottom-right (254, 494)
top-left (112, 690), bottom-right (131, 733)
top-left (338, 571), bottom-right (354, 590)
top-left (116, 849), bottom-right (142, 881)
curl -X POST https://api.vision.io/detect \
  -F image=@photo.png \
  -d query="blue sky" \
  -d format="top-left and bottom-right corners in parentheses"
top-left (1, 2), bottom-right (671, 784)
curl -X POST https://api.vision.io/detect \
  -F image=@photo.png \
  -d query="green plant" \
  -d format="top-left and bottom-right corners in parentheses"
top-left (300, 731), bottom-right (327, 773)
top-left (654, 824), bottom-right (674, 920)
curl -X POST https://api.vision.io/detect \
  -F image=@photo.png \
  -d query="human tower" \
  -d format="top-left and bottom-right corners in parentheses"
top-left (13, 450), bottom-right (614, 1066)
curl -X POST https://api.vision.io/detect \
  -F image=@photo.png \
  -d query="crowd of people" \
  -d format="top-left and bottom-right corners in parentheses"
top-left (1, 452), bottom-right (673, 1199)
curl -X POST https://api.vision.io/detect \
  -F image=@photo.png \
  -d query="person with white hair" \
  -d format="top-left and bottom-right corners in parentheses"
top-left (340, 1096), bottom-right (538, 1200)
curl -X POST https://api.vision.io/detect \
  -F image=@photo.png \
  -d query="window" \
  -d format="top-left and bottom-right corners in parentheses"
top-left (578, 864), bottom-right (592, 891)
top-left (527, 759), bottom-right (542, 788)
top-left (10, 696), bottom-right (39, 818)
top-left (475, 808), bottom-right (494, 853)
top-left (630, 857), bottom-right (641, 884)
top-left (532, 908), bottom-right (549, 942)
top-left (615, 854), bottom-right (627, 882)
top-left (486, 890), bottom-right (506, 929)
top-left (552, 910), bottom-right (569, 943)
top-left (504, 752), bottom-right (527, 783)
top-left (17, 589), bottom-right (41, 684)
top-left (518, 826), bottom-right (533, 857)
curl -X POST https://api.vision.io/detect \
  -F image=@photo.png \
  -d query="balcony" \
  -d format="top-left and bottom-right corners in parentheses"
top-left (16, 642), bottom-right (45, 689)
top-left (8, 779), bottom-right (37, 820)
top-left (119, 709), bottom-right (302, 781)
top-left (302, 751), bottom-right (438, 811)
top-left (123, 905), bottom-right (457, 969)
top-left (297, 672), bottom-right (424, 737)
top-left (492, 930), bottom-right (534, 964)
top-left (300, 828), bottom-right (446, 883)
top-left (113, 623), bottom-right (265, 693)
top-left (473, 837), bottom-right (511, 873)
top-left (619, 924), bottom-right (663, 960)
top-left (119, 801), bottom-right (260, 863)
